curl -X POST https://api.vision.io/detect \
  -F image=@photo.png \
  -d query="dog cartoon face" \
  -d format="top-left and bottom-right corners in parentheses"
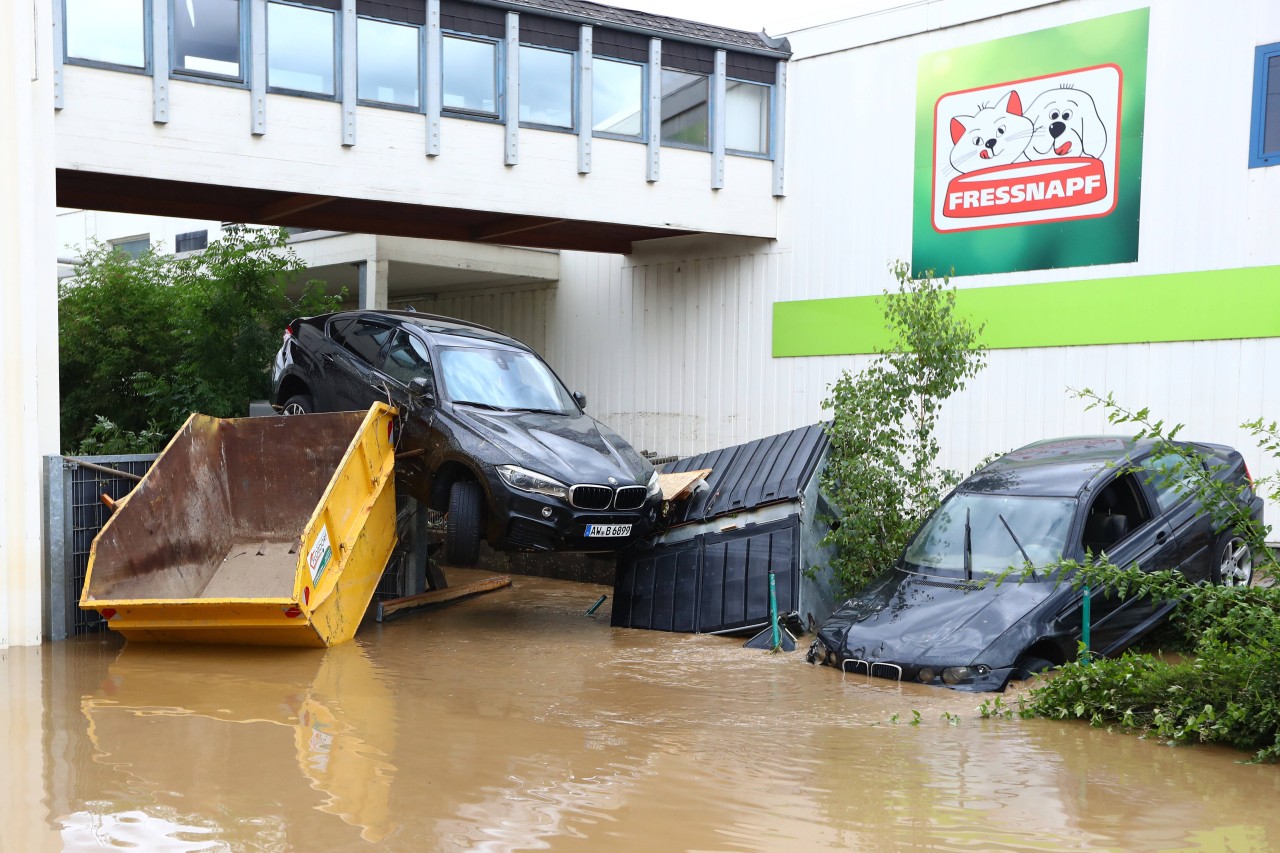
top-left (1024, 87), bottom-right (1107, 160)
top-left (947, 90), bottom-right (1035, 174)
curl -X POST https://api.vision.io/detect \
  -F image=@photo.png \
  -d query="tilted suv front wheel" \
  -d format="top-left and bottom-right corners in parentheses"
top-left (281, 394), bottom-right (315, 416)
top-left (445, 480), bottom-right (483, 567)
top-left (1212, 533), bottom-right (1252, 587)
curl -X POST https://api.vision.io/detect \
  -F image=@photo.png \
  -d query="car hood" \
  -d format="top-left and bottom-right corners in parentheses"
top-left (817, 567), bottom-right (1057, 667)
top-left (448, 406), bottom-right (652, 486)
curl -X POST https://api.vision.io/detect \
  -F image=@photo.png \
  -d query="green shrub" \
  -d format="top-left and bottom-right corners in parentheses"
top-left (59, 226), bottom-right (342, 453)
top-left (819, 262), bottom-right (987, 595)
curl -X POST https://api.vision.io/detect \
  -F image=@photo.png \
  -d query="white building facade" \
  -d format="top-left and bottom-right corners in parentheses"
top-left (6, 0), bottom-right (1280, 647)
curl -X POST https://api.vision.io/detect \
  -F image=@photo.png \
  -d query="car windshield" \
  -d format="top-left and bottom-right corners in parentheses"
top-left (437, 345), bottom-right (577, 413)
top-left (903, 493), bottom-right (1077, 575)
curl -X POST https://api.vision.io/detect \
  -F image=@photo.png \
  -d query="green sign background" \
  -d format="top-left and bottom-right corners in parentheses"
top-left (911, 9), bottom-right (1149, 277)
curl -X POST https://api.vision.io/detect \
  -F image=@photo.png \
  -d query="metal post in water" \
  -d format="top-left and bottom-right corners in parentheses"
top-left (768, 571), bottom-right (780, 651)
top-left (1081, 584), bottom-right (1091, 665)
top-left (585, 595), bottom-right (607, 617)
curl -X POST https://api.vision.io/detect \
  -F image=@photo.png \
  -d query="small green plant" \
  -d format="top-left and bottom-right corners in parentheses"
top-left (819, 262), bottom-right (987, 595)
top-left (74, 415), bottom-right (170, 456)
top-left (909, 709), bottom-right (922, 727)
top-left (941, 711), bottom-right (961, 726)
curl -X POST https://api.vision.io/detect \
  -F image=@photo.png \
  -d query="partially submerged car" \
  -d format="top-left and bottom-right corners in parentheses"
top-left (809, 436), bottom-right (1264, 691)
top-left (271, 310), bottom-right (661, 565)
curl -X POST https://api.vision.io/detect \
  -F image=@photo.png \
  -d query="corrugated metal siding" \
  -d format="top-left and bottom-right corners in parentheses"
top-left (662, 423), bottom-right (826, 524)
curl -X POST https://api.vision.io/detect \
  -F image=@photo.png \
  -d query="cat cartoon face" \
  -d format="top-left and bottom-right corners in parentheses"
top-left (1024, 87), bottom-right (1107, 160)
top-left (947, 90), bottom-right (1035, 174)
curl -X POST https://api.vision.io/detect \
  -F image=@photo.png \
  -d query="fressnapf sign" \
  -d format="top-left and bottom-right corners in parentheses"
top-left (933, 64), bottom-right (1121, 232)
top-left (910, 9), bottom-right (1147, 276)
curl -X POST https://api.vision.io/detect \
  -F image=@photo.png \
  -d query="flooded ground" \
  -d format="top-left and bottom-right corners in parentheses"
top-left (4, 571), bottom-right (1279, 851)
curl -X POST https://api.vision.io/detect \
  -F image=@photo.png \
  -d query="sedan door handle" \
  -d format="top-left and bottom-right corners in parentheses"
top-left (1155, 530), bottom-right (1168, 543)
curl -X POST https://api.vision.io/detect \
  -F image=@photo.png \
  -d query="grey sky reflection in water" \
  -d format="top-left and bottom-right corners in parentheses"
top-left (9, 571), bottom-right (1280, 851)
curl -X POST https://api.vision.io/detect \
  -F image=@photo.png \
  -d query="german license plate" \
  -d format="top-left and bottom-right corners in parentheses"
top-left (585, 523), bottom-right (632, 538)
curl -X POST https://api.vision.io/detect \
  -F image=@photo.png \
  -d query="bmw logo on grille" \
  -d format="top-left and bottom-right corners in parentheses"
top-left (608, 477), bottom-right (617, 485)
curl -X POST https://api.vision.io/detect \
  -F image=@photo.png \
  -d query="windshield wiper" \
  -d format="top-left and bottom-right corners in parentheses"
top-left (506, 407), bottom-right (567, 415)
top-left (997, 513), bottom-right (1037, 580)
top-left (452, 400), bottom-right (509, 411)
top-left (963, 507), bottom-right (973, 582)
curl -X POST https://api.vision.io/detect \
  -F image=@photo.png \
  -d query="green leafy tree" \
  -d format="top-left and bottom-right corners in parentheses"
top-left (59, 225), bottom-right (342, 453)
top-left (819, 262), bottom-right (987, 596)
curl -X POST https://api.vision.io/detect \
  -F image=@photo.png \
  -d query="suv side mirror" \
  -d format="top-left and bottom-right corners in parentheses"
top-left (572, 391), bottom-right (587, 410)
top-left (410, 377), bottom-right (435, 405)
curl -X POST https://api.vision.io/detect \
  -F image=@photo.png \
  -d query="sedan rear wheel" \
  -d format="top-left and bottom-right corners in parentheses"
top-left (282, 394), bottom-right (314, 416)
top-left (1212, 534), bottom-right (1252, 587)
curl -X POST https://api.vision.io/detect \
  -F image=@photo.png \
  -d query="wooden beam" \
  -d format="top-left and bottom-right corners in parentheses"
top-left (472, 217), bottom-right (567, 242)
top-left (254, 194), bottom-right (338, 223)
top-left (375, 575), bottom-right (512, 621)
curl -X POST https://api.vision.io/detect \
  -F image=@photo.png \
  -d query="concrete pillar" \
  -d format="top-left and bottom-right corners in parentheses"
top-left (1, 0), bottom-right (59, 648)
top-left (357, 257), bottom-right (389, 309)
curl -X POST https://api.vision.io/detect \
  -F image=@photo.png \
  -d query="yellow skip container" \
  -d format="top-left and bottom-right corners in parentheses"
top-left (80, 404), bottom-right (398, 647)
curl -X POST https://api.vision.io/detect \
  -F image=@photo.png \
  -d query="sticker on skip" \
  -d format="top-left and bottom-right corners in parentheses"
top-left (307, 525), bottom-right (333, 585)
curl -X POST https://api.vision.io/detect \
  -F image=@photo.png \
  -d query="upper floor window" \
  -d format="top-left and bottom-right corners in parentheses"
top-left (1251, 42), bottom-right (1280, 168)
top-left (358, 18), bottom-right (421, 107)
top-left (726, 79), bottom-right (770, 155)
top-left (173, 0), bottom-right (242, 80)
top-left (65, 0), bottom-right (146, 69)
top-left (519, 45), bottom-right (573, 129)
top-left (660, 69), bottom-right (709, 149)
top-left (267, 2), bottom-right (336, 97)
top-left (443, 34), bottom-right (499, 116)
top-left (175, 230), bottom-right (209, 252)
top-left (592, 57), bottom-right (643, 138)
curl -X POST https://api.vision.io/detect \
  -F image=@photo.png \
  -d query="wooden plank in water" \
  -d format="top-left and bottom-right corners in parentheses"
top-left (375, 575), bottom-right (512, 622)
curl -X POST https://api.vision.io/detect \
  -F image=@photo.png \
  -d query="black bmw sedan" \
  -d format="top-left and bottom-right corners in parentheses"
top-left (809, 436), bottom-right (1264, 691)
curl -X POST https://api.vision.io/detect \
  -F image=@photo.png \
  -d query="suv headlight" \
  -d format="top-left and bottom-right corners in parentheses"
top-left (646, 470), bottom-right (661, 499)
top-left (497, 465), bottom-right (569, 500)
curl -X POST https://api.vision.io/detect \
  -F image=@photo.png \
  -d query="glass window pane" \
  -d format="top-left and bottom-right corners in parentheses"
top-left (443, 35), bottom-right (497, 114)
top-left (519, 46), bottom-right (573, 127)
top-left (660, 69), bottom-right (708, 148)
top-left (1266, 92), bottom-right (1280, 154)
top-left (268, 3), bottom-right (335, 95)
top-left (1267, 56), bottom-right (1280, 154)
top-left (111, 236), bottom-right (150, 259)
top-left (65, 0), bottom-right (145, 67)
top-left (592, 57), bottom-right (642, 136)
top-left (726, 80), bottom-right (770, 154)
top-left (358, 18), bottom-right (420, 106)
top-left (174, 0), bottom-right (241, 78)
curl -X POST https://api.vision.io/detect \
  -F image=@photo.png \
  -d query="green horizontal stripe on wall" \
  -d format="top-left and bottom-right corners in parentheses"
top-left (772, 266), bottom-right (1280, 357)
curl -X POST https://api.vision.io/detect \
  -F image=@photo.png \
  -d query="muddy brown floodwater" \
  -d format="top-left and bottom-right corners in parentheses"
top-left (4, 571), bottom-right (1280, 851)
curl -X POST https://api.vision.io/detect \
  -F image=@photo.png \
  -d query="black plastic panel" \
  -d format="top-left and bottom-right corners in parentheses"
top-left (612, 517), bottom-right (798, 633)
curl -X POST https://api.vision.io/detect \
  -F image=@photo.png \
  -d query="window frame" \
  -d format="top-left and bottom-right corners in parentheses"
top-left (658, 66), bottom-right (711, 152)
top-left (265, 0), bottom-right (341, 101)
top-left (441, 30), bottom-right (503, 122)
top-left (590, 54), bottom-right (646, 143)
top-left (1250, 41), bottom-right (1280, 168)
top-left (724, 76), bottom-right (772, 160)
top-left (62, 0), bottom-right (152, 75)
top-left (516, 42), bottom-right (577, 133)
top-left (169, 0), bottom-right (249, 87)
top-left (356, 14), bottom-right (425, 112)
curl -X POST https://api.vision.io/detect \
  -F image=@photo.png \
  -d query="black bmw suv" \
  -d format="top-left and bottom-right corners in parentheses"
top-left (271, 310), bottom-right (661, 565)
